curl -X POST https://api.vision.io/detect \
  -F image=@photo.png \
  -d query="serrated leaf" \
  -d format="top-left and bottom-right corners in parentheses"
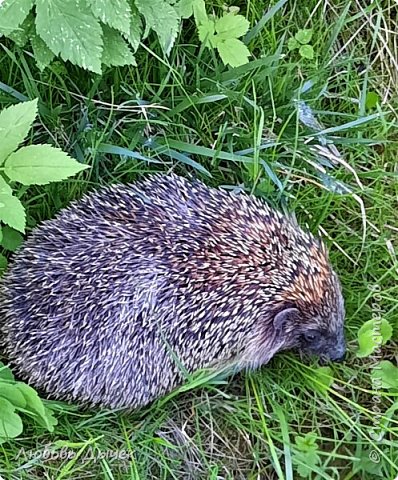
top-left (7, 12), bottom-right (34, 46)
top-left (1, 226), bottom-right (24, 251)
top-left (288, 36), bottom-right (299, 51)
top-left (4, 144), bottom-right (90, 185)
top-left (371, 361), bottom-right (398, 389)
top-left (295, 28), bottom-right (313, 45)
top-left (0, 0), bottom-right (34, 35)
top-left (31, 33), bottom-right (55, 71)
top-left (217, 38), bottom-right (250, 67)
top-left (0, 398), bottom-right (23, 439)
top-left (35, 0), bottom-right (103, 74)
top-left (135, 0), bottom-right (179, 55)
top-left (215, 13), bottom-right (249, 40)
top-left (89, 0), bottom-right (131, 35)
top-left (0, 99), bottom-right (38, 165)
top-left (356, 318), bottom-right (393, 358)
top-left (0, 193), bottom-right (26, 233)
top-left (299, 44), bottom-right (314, 59)
top-left (102, 25), bottom-right (136, 67)
top-left (197, 18), bottom-right (216, 47)
top-left (124, 6), bottom-right (142, 52)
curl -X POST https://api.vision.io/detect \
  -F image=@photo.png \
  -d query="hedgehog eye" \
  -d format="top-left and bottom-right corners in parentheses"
top-left (303, 331), bottom-right (320, 343)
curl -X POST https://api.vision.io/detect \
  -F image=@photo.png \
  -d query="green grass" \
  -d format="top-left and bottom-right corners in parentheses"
top-left (1, 0), bottom-right (398, 478)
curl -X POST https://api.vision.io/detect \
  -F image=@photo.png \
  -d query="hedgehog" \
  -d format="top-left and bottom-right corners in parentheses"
top-left (0, 174), bottom-right (346, 409)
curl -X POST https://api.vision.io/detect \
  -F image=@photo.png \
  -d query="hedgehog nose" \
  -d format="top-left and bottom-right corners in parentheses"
top-left (332, 352), bottom-right (346, 363)
top-left (329, 349), bottom-right (346, 363)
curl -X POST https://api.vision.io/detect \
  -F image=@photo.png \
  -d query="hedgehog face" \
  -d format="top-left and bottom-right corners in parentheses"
top-left (297, 324), bottom-right (346, 363)
top-left (272, 302), bottom-right (346, 363)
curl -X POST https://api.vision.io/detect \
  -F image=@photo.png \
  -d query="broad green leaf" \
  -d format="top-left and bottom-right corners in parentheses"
top-left (356, 318), bottom-right (393, 358)
top-left (288, 37), bottom-right (299, 51)
top-left (0, 0), bottom-right (34, 35)
top-left (0, 99), bottom-right (38, 165)
top-left (31, 33), bottom-right (55, 71)
top-left (102, 25), bottom-right (136, 67)
top-left (0, 384), bottom-right (27, 409)
top-left (35, 0), bottom-right (103, 74)
top-left (1, 226), bottom-right (24, 251)
top-left (217, 38), bottom-right (250, 67)
top-left (136, 0), bottom-right (179, 55)
top-left (299, 44), bottom-right (314, 60)
top-left (16, 384), bottom-right (57, 431)
top-left (191, 0), bottom-right (207, 25)
top-left (197, 18), bottom-right (216, 47)
top-left (0, 176), bottom-right (12, 195)
top-left (89, 0), bottom-right (131, 35)
top-left (365, 91), bottom-right (379, 109)
top-left (0, 193), bottom-right (26, 233)
top-left (0, 363), bottom-right (14, 381)
top-left (295, 28), bottom-right (313, 45)
top-left (7, 12), bottom-right (34, 46)
top-left (124, 6), bottom-right (142, 52)
top-left (4, 144), bottom-right (90, 185)
top-left (215, 13), bottom-right (249, 40)
top-left (314, 366), bottom-right (334, 392)
top-left (0, 398), bottom-right (23, 439)
top-left (179, 0), bottom-right (195, 18)
top-left (371, 360), bottom-right (398, 389)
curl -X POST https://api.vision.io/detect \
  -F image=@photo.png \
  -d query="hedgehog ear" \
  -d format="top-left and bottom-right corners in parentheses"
top-left (273, 307), bottom-right (300, 332)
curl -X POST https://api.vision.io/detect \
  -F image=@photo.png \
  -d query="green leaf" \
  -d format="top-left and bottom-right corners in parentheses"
top-left (217, 38), bottom-right (250, 67)
top-left (191, 0), bottom-right (207, 25)
top-left (295, 433), bottom-right (318, 452)
top-left (0, 363), bottom-right (15, 381)
top-left (356, 318), bottom-right (393, 357)
top-left (179, 0), bottom-right (195, 18)
top-left (31, 33), bottom-right (55, 71)
top-left (295, 28), bottom-right (313, 44)
top-left (197, 18), bottom-right (216, 47)
top-left (4, 145), bottom-right (90, 186)
top-left (371, 360), bottom-right (398, 389)
top-left (124, 6), bottom-right (142, 52)
top-left (0, 99), bottom-right (38, 165)
top-left (314, 366), bottom-right (334, 392)
top-left (0, 176), bottom-right (12, 195)
top-left (1, 226), bottom-right (24, 252)
top-left (0, 254), bottom-right (7, 274)
top-left (7, 12), bottom-right (34, 46)
top-left (299, 44), bottom-right (314, 59)
top-left (214, 13), bottom-right (250, 40)
top-left (288, 37), bottom-right (299, 51)
top-left (35, 0), bottom-right (103, 74)
top-left (88, 0), bottom-right (131, 35)
top-left (0, 0), bottom-right (34, 35)
top-left (102, 25), bottom-right (136, 67)
top-left (135, 0), bottom-right (180, 55)
top-left (0, 384), bottom-right (27, 409)
top-left (365, 91), bottom-right (379, 110)
top-left (0, 193), bottom-right (26, 233)
top-left (295, 450), bottom-right (321, 478)
top-left (0, 398), bottom-right (23, 440)
top-left (16, 384), bottom-right (57, 431)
